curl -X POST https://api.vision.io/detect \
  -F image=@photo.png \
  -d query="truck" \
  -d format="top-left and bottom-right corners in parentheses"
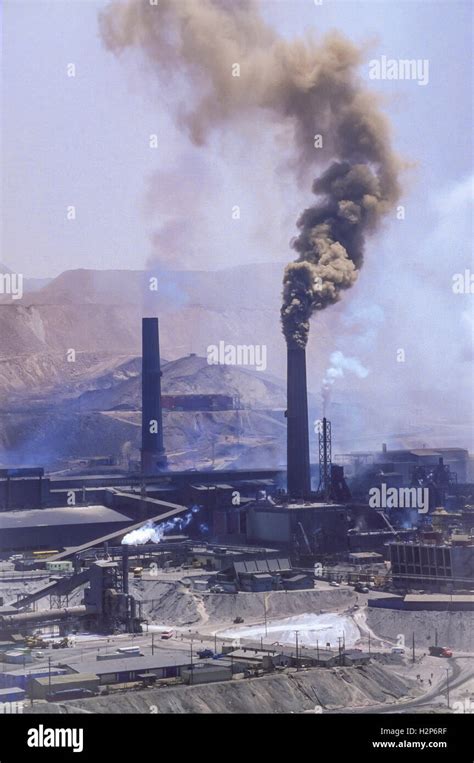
top-left (26, 636), bottom-right (49, 649)
top-left (117, 646), bottom-right (142, 655)
top-left (52, 638), bottom-right (71, 650)
top-left (429, 645), bottom-right (453, 658)
top-left (197, 648), bottom-right (214, 659)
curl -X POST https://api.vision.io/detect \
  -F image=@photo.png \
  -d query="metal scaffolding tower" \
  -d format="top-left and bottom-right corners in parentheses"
top-left (318, 417), bottom-right (332, 498)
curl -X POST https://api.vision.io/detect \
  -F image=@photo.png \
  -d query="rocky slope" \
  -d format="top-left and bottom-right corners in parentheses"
top-left (28, 662), bottom-right (417, 714)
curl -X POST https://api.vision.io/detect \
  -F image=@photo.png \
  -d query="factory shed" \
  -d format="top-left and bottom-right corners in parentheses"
top-left (0, 668), bottom-right (66, 690)
top-left (225, 644), bottom-right (337, 668)
top-left (281, 648), bottom-right (337, 668)
top-left (240, 572), bottom-right (273, 592)
top-left (283, 573), bottom-right (311, 590)
top-left (0, 686), bottom-right (26, 704)
top-left (182, 663), bottom-right (233, 685)
top-left (0, 506), bottom-right (132, 552)
top-left (225, 650), bottom-right (279, 670)
top-left (246, 500), bottom-right (349, 555)
top-left (342, 651), bottom-right (371, 666)
top-left (65, 653), bottom-right (192, 684)
top-left (403, 594), bottom-right (474, 611)
top-left (218, 557), bottom-right (312, 592)
top-left (30, 673), bottom-right (100, 700)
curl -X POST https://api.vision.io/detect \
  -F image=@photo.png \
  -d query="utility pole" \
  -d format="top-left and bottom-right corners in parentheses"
top-left (295, 631), bottom-right (299, 670)
top-left (338, 636), bottom-right (343, 665)
top-left (264, 593), bottom-right (268, 638)
top-left (48, 656), bottom-right (52, 692)
top-left (316, 640), bottom-right (319, 660)
top-left (151, 633), bottom-right (155, 655)
top-left (446, 668), bottom-right (450, 709)
top-left (214, 632), bottom-right (217, 653)
top-left (368, 632), bottom-right (371, 655)
top-left (435, 628), bottom-right (438, 647)
top-left (412, 632), bottom-right (415, 664)
top-left (190, 637), bottom-right (194, 686)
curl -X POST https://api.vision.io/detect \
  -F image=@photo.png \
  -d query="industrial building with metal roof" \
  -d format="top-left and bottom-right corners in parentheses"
top-left (0, 505), bottom-right (133, 551)
top-left (65, 652), bottom-right (193, 683)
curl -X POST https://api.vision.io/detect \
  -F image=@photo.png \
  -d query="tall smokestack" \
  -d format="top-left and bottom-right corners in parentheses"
top-left (286, 345), bottom-right (311, 499)
top-left (141, 317), bottom-right (167, 475)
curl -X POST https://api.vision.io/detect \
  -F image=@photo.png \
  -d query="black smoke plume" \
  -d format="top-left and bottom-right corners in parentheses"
top-left (100, 0), bottom-right (402, 346)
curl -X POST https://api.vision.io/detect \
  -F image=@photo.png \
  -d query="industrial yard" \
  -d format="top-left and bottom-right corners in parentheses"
top-left (1, 0), bottom-right (472, 744)
top-left (0, 552), bottom-right (472, 715)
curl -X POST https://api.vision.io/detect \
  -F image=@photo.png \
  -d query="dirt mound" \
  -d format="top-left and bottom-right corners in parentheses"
top-left (130, 581), bottom-right (356, 628)
top-left (367, 608), bottom-right (474, 652)
top-left (130, 580), bottom-right (202, 626)
top-left (203, 588), bottom-right (355, 624)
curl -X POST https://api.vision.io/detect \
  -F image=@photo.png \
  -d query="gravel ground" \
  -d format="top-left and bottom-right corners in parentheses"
top-left (367, 608), bottom-right (474, 652)
top-left (26, 662), bottom-right (418, 715)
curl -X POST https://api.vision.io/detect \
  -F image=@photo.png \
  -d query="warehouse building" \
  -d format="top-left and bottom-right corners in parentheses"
top-left (225, 643), bottom-right (338, 669)
top-left (402, 594), bottom-right (474, 611)
top-left (214, 557), bottom-right (313, 592)
top-left (389, 538), bottom-right (474, 591)
top-left (65, 653), bottom-right (193, 684)
top-left (246, 499), bottom-right (349, 556)
top-left (0, 505), bottom-right (133, 552)
top-left (0, 468), bottom-right (47, 510)
top-left (0, 686), bottom-right (26, 706)
top-left (0, 668), bottom-right (66, 691)
top-left (181, 663), bottom-right (233, 685)
top-left (30, 673), bottom-right (100, 700)
top-left (339, 447), bottom-right (469, 484)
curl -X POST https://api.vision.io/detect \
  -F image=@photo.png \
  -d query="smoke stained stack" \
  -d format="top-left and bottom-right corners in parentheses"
top-left (286, 344), bottom-right (311, 499)
top-left (101, 2), bottom-right (403, 495)
top-left (141, 317), bottom-right (167, 475)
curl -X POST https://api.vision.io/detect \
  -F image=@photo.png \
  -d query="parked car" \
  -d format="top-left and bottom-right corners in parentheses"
top-left (160, 630), bottom-right (174, 640)
top-left (429, 645), bottom-right (453, 658)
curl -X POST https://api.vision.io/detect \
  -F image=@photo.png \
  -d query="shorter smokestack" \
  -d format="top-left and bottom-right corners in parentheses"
top-left (141, 317), bottom-right (167, 474)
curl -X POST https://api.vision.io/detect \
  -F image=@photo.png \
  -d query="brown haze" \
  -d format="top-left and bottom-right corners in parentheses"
top-left (99, 0), bottom-right (402, 347)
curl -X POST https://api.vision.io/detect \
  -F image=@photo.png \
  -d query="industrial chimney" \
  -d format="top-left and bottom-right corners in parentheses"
top-left (141, 317), bottom-right (167, 474)
top-left (286, 345), bottom-right (311, 498)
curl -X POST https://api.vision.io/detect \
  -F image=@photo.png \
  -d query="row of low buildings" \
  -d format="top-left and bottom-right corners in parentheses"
top-left (0, 643), bottom-right (374, 702)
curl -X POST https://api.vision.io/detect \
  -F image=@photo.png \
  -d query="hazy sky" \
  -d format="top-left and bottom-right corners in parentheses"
top-left (1, 0), bottom-right (473, 449)
top-left (2, 0), bottom-right (472, 277)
